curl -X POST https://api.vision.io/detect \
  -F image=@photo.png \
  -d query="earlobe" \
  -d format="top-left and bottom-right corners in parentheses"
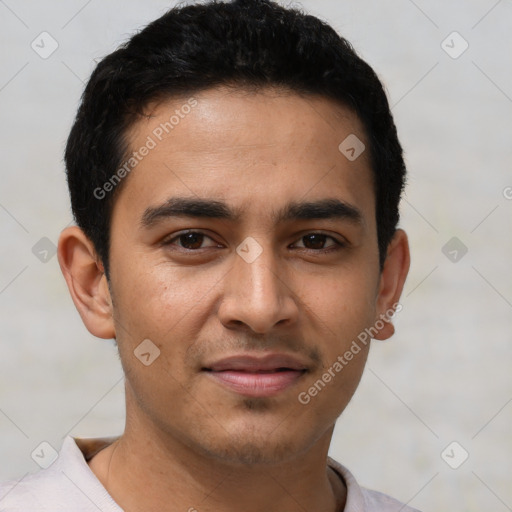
top-left (373, 229), bottom-right (410, 341)
top-left (57, 226), bottom-right (116, 340)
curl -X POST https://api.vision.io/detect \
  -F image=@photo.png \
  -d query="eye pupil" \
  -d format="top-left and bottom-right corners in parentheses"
top-left (180, 233), bottom-right (204, 249)
top-left (303, 234), bottom-right (326, 249)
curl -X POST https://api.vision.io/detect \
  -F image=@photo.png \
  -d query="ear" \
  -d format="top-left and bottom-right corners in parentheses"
top-left (373, 229), bottom-right (410, 341)
top-left (57, 226), bottom-right (116, 339)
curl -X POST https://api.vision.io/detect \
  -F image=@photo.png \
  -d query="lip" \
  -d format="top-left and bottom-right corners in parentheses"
top-left (202, 353), bottom-right (309, 398)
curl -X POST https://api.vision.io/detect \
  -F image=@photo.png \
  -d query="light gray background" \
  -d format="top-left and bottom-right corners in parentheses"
top-left (1, 1), bottom-right (511, 510)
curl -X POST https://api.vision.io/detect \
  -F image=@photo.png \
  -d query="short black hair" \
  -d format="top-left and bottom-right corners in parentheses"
top-left (65, 0), bottom-right (406, 279)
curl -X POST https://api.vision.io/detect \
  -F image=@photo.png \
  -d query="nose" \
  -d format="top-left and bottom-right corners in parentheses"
top-left (217, 242), bottom-right (299, 334)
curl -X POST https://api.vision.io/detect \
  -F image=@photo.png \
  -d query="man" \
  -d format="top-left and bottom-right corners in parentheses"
top-left (0, 0), bottom-right (415, 510)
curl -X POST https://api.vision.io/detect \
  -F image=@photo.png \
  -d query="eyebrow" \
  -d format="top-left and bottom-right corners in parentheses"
top-left (140, 197), bottom-right (363, 228)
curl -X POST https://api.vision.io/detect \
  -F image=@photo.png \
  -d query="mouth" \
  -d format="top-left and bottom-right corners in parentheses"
top-left (202, 353), bottom-right (309, 398)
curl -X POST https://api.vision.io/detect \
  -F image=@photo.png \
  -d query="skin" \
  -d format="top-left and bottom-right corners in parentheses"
top-left (58, 86), bottom-right (410, 512)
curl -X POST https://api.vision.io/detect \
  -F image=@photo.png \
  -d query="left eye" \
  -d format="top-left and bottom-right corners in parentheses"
top-left (292, 233), bottom-right (342, 250)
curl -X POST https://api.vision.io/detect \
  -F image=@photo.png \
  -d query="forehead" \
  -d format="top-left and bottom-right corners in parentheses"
top-left (115, 86), bottom-right (375, 228)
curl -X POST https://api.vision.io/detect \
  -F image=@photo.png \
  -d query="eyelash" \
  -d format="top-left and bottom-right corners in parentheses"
top-left (161, 230), bottom-right (346, 253)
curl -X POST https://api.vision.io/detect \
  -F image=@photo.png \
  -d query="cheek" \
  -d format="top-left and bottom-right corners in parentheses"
top-left (111, 263), bottom-right (204, 419)
top-left (300, 266), bottom-right (378, 332)
top-left (110, 258), bottom-right (222, 396)
top-left (111, 258), bottom-right (207, 336)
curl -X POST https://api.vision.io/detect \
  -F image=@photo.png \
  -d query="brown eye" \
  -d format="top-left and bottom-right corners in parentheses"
top-left (302, 234), bottom-right (328, 249)
top-left (163, 231), bottom-right (218, 250)
top-left (294, 233), bottom-right (342, 251)
top-left (178, 232), bottom-right (205, 249)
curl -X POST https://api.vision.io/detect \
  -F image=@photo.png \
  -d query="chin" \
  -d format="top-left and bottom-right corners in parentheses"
top-left (192, 415), bottom-right (315, 467)
top-left (201, 437), bottom-right (301, 466)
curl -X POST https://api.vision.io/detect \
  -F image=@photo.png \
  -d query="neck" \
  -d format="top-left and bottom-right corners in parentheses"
top-left (88, 418), bottom-right (346, 512)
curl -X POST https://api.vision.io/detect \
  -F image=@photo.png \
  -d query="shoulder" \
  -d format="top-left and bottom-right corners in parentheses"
top-left (361, 487), bottom-right (422, 512)
top-left (327, 456), bottom-right (422, 512)
top-left (0, 468), bottom-right (65, 511)
top-left (0, 435), bottom-right (121, 512)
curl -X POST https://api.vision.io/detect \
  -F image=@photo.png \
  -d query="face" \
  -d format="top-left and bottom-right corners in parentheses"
top-left (105, 86), bottom-right (389, 465)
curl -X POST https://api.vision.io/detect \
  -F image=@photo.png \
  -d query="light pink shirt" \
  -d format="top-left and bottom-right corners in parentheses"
top-left (0, 436), bottom-right (421, 511)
